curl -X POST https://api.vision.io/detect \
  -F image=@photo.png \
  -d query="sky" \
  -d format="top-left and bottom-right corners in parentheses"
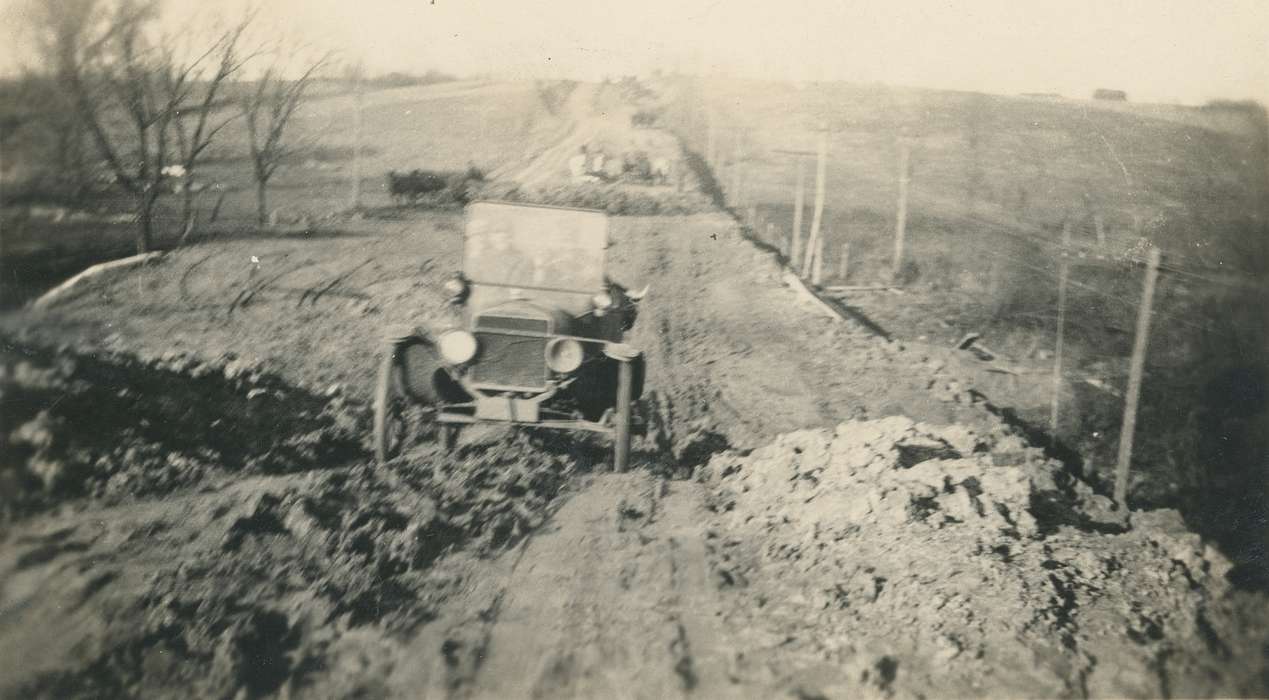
top-left (3, 0), bottom-right (1267, 105)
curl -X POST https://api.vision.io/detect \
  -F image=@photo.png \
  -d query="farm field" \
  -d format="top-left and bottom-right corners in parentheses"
top-left (2, 76), bottom-right (1268, 698)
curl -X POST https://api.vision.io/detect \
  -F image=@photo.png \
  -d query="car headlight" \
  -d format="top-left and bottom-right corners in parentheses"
top-left (438, 330), bottom-right (477, 364)
top-left (545, 337), bottom-right (583, 373)
top-left (591, 292), bottom-right (614, 317)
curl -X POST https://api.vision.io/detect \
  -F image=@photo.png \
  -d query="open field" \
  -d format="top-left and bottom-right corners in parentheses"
top-left (2, 76), bottom-right (1267, 697)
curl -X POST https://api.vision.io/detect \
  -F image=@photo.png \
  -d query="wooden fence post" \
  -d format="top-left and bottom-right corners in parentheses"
top-left (1115, 245), bottom-right (1163, 508)
top-left (801, 130), bottom-right (828, 279)
top-left (839, 241), bottom-right (850, 281)
top-left (731, 129), bottom-right (743, 206)
top-left (892, 141), bottom-right (910, 281)
top-left (791, 159), bottom-right (805, 269)
top-left (812, 235), bottom-right (825, 286)
top-left (1050, 218), bottom-right (1073, 438)
top-left (1094, 212), bottom-right (1106, 247)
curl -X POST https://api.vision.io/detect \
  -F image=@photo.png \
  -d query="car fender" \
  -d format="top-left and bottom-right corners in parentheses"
top-left (602, 342), bottom-right (641, 362)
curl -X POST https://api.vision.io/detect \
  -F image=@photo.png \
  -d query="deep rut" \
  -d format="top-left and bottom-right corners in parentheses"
top-left (393, 472), bottom-right (736, 699)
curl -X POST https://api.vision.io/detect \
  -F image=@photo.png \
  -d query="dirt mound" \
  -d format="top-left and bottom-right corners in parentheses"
top-left (474, 179), bottom-right (713, 216)
top-left (1, 342), bottom-right (362, 520)
top-left (700, 416), bottom-right (1268, 697)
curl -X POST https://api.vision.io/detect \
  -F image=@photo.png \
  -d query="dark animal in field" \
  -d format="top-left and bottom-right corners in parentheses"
top-left (387, 169), bottom-right (450, 203)
top-left (387, 167), bottom-right (485, 205)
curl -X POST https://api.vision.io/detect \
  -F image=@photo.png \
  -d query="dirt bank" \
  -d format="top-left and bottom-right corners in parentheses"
top-left (700, 416), bottom-right (1267, 697)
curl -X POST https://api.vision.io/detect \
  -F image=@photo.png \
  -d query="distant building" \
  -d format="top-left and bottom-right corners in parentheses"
top-left (1093, 89), bottom-right (1128, 101)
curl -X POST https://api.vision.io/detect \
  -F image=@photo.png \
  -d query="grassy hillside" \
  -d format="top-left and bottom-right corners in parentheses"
top-left (673, 79), bottom-right (1266, 277)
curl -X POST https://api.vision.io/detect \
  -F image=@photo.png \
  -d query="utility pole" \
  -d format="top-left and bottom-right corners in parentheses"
top-left (802, 129), bottom-right (828, 279)
top-left (892, 141), bottom-right (911, 281)
top-left (1050, 218), bottom-right (1073, 437)
top-left (1115, 245), bottom-right (1162, 508)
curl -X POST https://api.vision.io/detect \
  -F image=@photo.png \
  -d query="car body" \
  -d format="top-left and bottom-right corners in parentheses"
top-left (373, 201), bottom-right (646, 468)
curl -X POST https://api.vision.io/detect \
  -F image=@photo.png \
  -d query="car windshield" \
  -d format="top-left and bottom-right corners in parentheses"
top-left (463, 202), bottom-right (607, 292)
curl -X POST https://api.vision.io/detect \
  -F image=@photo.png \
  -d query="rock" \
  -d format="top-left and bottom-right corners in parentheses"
top-left (933, 634), bottom-right (963, 664)
top-left (28, 453), bottom-right (67, 491)
top-left (11, 411), bottom-right (58, 450)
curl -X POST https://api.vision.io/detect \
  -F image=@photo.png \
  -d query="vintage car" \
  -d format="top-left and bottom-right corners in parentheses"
top-left (373, 201), bottom-right (647, 469)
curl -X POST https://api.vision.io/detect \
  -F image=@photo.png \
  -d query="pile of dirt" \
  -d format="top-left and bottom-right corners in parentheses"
top-left (1, 342), bottom-right (363, 520)
top-left (699, 416), bottom-right (1269, 698)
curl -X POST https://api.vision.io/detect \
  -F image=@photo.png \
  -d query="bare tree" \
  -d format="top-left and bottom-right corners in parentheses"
top-left (239, 49), bottom-right (328, 226)
top-left (164, 15), bottom-right (253, 238)
top-left (19, 0), bottom-right (251, 253)
top-left (10, 0), bottom-right (99, 197)
top-left (36, 0), bottom-right (183, 253)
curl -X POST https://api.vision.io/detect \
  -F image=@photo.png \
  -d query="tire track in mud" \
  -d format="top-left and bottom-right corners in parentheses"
top-left (407, 472), bottom-right (735, 699)
top-left (176, 249), bottom-right (383, 314)
top-left (456, 474), bottom-right (730, 694)
top-left (227, 258), bottom-right (320, 315)
top-left (297, 257), bottom-right (374, 307)
top-left (177, 249), bottom-right (222, 302)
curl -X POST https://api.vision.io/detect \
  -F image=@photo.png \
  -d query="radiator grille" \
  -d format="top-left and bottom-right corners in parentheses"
top-left (475, 315), bottom-right (550, 334)
top-left (472, 332), bottom-right (547, 388)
